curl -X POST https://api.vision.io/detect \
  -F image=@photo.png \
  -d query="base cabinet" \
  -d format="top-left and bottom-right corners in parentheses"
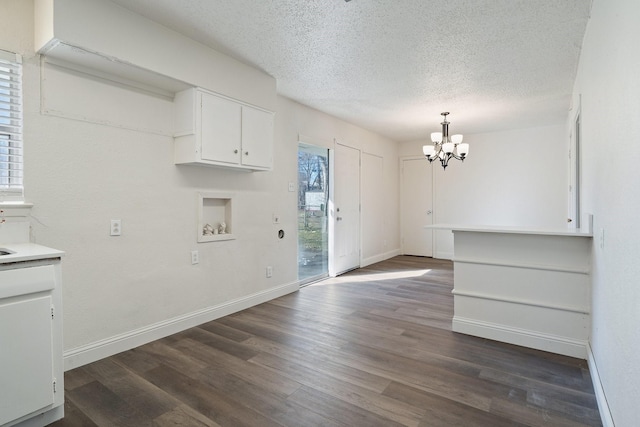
top-left (450, 229), bottom-right (592, 358)
top-left (174, 88), bottom-right (274, 171)
top-left (0, 260), bottom-right (64, 427)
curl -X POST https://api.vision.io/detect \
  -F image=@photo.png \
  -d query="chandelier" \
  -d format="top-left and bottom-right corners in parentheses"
top-left (422, 112), bottom-right (469, 169)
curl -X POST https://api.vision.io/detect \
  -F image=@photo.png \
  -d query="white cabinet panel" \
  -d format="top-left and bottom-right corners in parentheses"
top-left (0, 295), bottom-right (54, 425)
top-left (0, 256), bottom-right (64, 426)
top-left (174, 88), bottom-right (273, 171)
top-left (448, 229), bottom-right (592, 358)
top-left (241, 105), bottom-right (273, 169)
top-left (201, 93), bottom-right (242, 165)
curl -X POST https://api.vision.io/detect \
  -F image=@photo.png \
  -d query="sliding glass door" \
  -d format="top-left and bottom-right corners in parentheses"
top-left (298, 144), bottom-right (329, 284)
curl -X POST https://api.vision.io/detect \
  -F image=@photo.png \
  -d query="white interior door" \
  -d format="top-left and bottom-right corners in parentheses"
top-left (361, 153), bottom-right (384, 263)
top-left (401, 157), bottom-right (433, 256)
top-left (331, 143), bottom-right (361, 275)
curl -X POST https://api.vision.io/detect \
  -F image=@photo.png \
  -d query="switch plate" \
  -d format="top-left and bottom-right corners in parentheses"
top-left (110, 219), bottom-right (121, 236)
top-left (191, 250), bottom-right (199, 265)
top-left (266, 266), bottom-right (273, 278)
top-left (288, 182), bottom-right (295, 192)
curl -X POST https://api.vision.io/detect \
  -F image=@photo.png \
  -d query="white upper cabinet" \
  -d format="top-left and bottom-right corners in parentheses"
top-left (241, 104), bottom-right (275, 169)
top-left (174, 88), bottom-right (274, 171)
top-left (200, 93), bottom-right (242, 165)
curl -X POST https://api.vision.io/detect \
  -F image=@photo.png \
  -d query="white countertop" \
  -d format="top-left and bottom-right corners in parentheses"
top-left (0, 243), bottom-right (65, 264)
top-left (426, 223), bottom-right (593, 237)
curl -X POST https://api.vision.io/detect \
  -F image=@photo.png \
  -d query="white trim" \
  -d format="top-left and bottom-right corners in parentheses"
top-left (0, 202), bottom-right (33, 218)
top-left (361, 249), bottom-right (401, 268)
top-left (63, 281), bottom-right (299, 371)
top-left (328, 148), bottom-right (336, 276)
top-left (452, 289), bottom-right (590, 314)
top-left (434, 250), bottom-right (454, 260)
top-left (298, 134), bottom-right (333, 150)
top-left (587, 343), bottom-right (615, 427)
top-left (452, 316), bottom-right (587, 359)
top-left (0, 49), bottom-right (20, 64)
top-left (9, 406), bottom-right (63, 427)
top-left (453, 257), bottom-right (590, 274)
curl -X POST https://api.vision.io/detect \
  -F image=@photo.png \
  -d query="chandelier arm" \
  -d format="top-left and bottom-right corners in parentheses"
top-left (450, 151), bottom-right (466, 161)
top-left (440, 157), bottom-right (449, 169)
top-left (440, 152), bottom-right (452, 169)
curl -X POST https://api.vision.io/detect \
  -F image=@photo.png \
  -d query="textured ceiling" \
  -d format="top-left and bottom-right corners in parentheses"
top-left (109, 0), bottom-right (592, 142)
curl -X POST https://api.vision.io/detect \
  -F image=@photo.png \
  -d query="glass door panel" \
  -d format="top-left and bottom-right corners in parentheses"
top-left (298, 144), bottom-right (329, 284)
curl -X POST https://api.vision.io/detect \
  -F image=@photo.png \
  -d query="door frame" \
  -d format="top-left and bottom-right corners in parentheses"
top-left (328, 147), bottom-right (336, 276)
top-left (568, 98), bottom-right (582, 228)
top-left (297, 141), bottom-right (331, 285)
top-left (400, 155), bottom-right (435, 257)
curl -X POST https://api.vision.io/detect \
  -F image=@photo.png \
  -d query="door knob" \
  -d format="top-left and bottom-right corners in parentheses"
top-left (567, 218), bottom-right (573, 223)
top-left (336, 216), bottom-right (343, 221)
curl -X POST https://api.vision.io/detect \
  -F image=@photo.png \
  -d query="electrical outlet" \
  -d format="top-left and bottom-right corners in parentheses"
top-left (266, 266), bottom-right (273, 278)
top-left (110, 219), bottom-right (121, 236)
top-left (288, 182), bottom-right (295, 192)
top-left (191, 250), bottom-right (199, 265)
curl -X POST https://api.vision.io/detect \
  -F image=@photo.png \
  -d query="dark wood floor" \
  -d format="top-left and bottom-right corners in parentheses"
top-left (51, 256), bottom-right (602, 426)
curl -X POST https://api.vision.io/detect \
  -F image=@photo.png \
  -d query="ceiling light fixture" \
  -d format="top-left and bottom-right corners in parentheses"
top-left (422, 112), bottom-right (469, 169)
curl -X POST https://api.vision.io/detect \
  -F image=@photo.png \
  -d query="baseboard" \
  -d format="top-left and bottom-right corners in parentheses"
top-left (361, 248), bottom-right (401, 268)
top-left (587, 343), bottom-right (615, 427)
top-left (11, 406), bottom-right (63, 427)
top-left (63, 281), bottom-right (299, 371)
top-left (452, 316), bottom-right (587, 359)
top-left (434, 250), bottom-right (453, 260)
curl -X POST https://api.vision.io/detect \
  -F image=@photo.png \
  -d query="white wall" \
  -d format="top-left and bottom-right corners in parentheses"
top-left (280, 97), bottom-right (401, 265)
top-left (1, 0), bottom-right (399, 367)
top-left (570, 0), bottom-right (640, 425)
top-left (399, 124), bottom-right (568, 258)
top-left (35, 0), bottom-right (277, 111)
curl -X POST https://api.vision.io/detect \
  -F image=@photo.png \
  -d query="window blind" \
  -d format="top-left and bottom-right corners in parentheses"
top-left (0, 50), bottom-right (23, 201)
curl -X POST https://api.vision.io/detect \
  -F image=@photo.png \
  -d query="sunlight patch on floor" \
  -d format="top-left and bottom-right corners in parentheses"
top-left (310, 269), bottom-right (432, 286)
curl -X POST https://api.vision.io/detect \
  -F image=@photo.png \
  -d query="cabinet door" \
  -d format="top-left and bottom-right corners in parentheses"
top-left (0, 295), bottom-right (54, 425)
top-left (200, 92), bottom-right (242, 165)
top-left (241, 106), bottom-right (274, 169)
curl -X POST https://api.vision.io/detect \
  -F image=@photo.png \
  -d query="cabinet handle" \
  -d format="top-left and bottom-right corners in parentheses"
top-left (234, 149), bottom-right (238, 154)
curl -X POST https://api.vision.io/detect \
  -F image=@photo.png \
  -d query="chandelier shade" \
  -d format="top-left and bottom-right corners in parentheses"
top-left (423, 112), bottom-right (468, 169)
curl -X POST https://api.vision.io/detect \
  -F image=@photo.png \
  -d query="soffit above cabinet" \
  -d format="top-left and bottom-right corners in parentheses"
top-left (39, 41), bottom-right (191, 97)
top-left (34, 0), bottom-right (276, 110)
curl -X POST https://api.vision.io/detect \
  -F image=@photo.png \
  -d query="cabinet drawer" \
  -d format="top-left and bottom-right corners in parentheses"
top-left (0, 265), bottom-right (56, 299)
